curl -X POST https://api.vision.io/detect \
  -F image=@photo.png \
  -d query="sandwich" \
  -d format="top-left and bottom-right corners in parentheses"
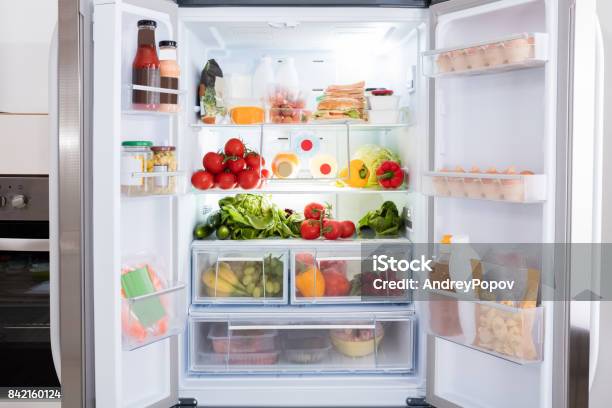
top-left (314, 81), bottom-right (366, 121)
top-left (313, 98), bottom-right (362, 120)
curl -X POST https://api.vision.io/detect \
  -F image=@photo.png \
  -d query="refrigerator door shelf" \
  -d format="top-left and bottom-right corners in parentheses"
top-left (188, 316), bottom-right (415, 374)
top-left (121, 171), bottom-right (188, 198)
top-left (422, 172), bottom-right (547, 203)
top-left (122, 84), bottom-right (185, 116)
top-left (422, 32), bottom-right (548, 78)
top-left (291, 245), bottom-right (412, 305)
top-left (424, 289), bottom-right (544, 365)
top-left (192, 248), bottom-right (289, 305)
top-left (122, 282), bottom-right (187, 351)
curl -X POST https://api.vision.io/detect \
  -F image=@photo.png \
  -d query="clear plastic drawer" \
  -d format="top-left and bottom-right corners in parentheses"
top-left (192, 248), bottom-right (288, 304)
top-left (290, 245), bottom-right (412, 305)
top-left (189, 315), bottom-right (415, 374)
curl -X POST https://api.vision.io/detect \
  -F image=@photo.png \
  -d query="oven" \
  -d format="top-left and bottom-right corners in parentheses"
top-left (0, 176), bottom-right (59, 393)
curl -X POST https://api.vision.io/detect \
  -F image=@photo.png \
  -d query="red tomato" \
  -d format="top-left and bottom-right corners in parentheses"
top-left (224, 138), bottom-right (245, 157)
top-left (261, 169), bottom-right (270, 179)
top-left (304, 202), bottom-right (326, 220)
top-left (215, 172), bottom-right (237, 190)
top-left (322, 220), bottom-right (342, 240)
top-left (323, 270), bottom-right (350, 296)
top-left (191, 170), bottom-right (214, 190)
top-left (300, 219), bottom-right (321, 240)
top-left (203, 152), bottom-right (225, 174)
top-left (237, 169), bottom-right (260, 190)
top-left (225, 156), bottom-right (245, 174)
top-left (340, 221), bottom-right (356, 238)
top-left (245, 152), bottom-right (265, 169)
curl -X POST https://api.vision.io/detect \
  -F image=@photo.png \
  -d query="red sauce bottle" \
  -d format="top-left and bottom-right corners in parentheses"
top-left (132, 20), bottom-right (160, 110)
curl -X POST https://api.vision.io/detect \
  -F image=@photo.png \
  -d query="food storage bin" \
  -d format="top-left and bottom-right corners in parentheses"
top-left (425, 290), bottom-right (544, 364)
top-left (208, 324), bottom-right (278, 353)
top-left (121, 140), bottom-right (152, 196)
top-left (189, 316), bottom-right (415, 374)
top-left (422, 32), bottom-right (548, 78)
top-left (192, 246), bottom-right (288, 304)
top-left (366, 110), bottom-right (399, 124)
top-left (291, 246), bottom-right (411, 305)
top-left (367, 95), bottom-right (400, 110)
top-left (121, 281), bottom-right (186, 351)
top-left (267, 87), bottom-right (310, 124)
top-left (282, 330), bottom-right (332, 364)
top-left (268, 108), bottom-right (311, 124)
top-left (148, 145), bottom-right (177, 194)
top-left (422, 171), bottom-right (547, 203)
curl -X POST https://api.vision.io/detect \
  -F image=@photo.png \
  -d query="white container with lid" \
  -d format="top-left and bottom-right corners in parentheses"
top-left (367, 95), bottom-right (400, 110)
top-left (367, 109), bottom-right (400, 124)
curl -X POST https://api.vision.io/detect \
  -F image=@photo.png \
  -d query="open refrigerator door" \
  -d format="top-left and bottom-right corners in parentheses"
top-left (92, 1), bottom-right (183, 407)
top-left (423, 0), bottom-right (572, 407)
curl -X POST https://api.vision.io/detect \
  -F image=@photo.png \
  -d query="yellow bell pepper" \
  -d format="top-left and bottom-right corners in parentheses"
top-left (340, 159), bottom-right (370, 188)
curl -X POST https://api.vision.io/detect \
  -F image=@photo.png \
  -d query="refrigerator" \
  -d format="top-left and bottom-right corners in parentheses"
top-left (51, 0), bottom-right (610, 407)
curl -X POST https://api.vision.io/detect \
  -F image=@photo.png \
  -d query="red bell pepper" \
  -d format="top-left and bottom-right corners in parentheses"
top-left (376, 161), bottom-right (404, 189)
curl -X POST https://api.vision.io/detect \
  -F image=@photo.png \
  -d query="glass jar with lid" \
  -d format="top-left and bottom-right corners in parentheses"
top-left (148, 145), bottom-right (177, 194)
top-left (121, 140), bottom-right (153, 196)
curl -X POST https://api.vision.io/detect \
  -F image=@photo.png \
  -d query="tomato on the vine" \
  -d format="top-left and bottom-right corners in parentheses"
top-left (215, 172), bottom-right (237, 190)
top-left (203, 152), bottom-right (225, 174)
top-left (224, 138), bottom-right (245, 157)
top-left (225, 156), bottom-right (246, 174)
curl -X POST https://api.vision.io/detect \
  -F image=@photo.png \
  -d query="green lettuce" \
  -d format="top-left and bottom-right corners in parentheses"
top-left (219, 194), bottom-right (302, 240)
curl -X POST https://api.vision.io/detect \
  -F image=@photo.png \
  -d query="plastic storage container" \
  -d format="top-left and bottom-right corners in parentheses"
top-left (208, 324), bottom-right (278, 353)
top-left (367, 109), bottom-right (400, 124)
top-left (367, 95), bottom-right (400, 110)
top-left (198, 350), bottom-right (280, 366)
top-left (121, 140), bottom-right (152, 196)
top-left (282, 330), bottom-right (332, 364)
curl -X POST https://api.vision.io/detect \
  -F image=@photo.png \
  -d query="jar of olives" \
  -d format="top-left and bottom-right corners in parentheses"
top-left (148, 145), bottom-right (177, 194)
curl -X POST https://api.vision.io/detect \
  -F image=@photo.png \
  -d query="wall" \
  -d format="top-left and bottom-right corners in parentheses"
top-left (0, 0), bottom-right (57, 174)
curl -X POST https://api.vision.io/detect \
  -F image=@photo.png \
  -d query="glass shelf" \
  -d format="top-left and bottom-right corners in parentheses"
top-left (190, 122), bottom-right (414, 131)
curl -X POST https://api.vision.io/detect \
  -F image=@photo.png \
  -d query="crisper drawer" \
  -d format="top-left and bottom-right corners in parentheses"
top-left (425, 290), bottom-right (544, 364)
top-left (291, 245), bottom-right (412, 305)
top-left (192, 247), bottom-right (288, 304)
top-left (189, 315), bottom-right (415, 374)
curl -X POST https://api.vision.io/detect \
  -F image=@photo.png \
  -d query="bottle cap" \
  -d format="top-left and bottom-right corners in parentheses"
top-left (137, 20), bottom-right (157, 28)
